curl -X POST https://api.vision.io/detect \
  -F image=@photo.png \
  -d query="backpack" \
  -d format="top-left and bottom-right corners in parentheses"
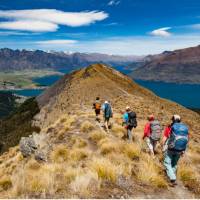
top-left (95, 102), bottom-right (101, 110)
top-left (128, 112), bottom-right (137, 128)
top-left (168, 123), bottom-right (189, 151)
top-left (150, 120), bottom-right (162, 141)
top-left (104, 103), bottom-right (112, 118)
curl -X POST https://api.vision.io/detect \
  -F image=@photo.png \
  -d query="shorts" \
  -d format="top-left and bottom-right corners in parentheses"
top-left (104, 117), bottom-right (110, 122)
top-left (95, 109), bottom-right (100, 115)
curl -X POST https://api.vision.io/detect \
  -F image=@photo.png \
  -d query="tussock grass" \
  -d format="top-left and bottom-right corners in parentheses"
top-left (90, 157), bottom-right (118, 183)
top-left (69, 148), bottom-right (90, 162)
top-left (136, 154), bottom-right (167, 188)
top-left (178, 162), bottom-right (200, 194)
top-left (71, 137), bottom-right (88, 148)
top-left (26, 159), bottom-right (41, 171)
top-left (100, 140), bottom-right (121, 155)
top-left (89, 130), bottom-right (106, 143)
top-left (81, 121), bottom-right (94, 132)
top-left (51, 145), bottom-right (69, 163)
top-left (122, 143), bottom-right (141, 160)
top-left (0, 176), bottom-right (12, 191)
top-left (111, 124), bottom-right (126, 138)
top-left (70, 171), bottom-right (99, 197)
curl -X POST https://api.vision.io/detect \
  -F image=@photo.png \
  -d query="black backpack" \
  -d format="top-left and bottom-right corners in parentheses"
top-left (128, 111), bottom-right (137, 128)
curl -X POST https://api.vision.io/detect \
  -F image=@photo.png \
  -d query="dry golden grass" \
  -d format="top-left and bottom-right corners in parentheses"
top-left (70, 170), bottom-right (99, 197)
top-left (111, 124), bottom-right (126, 138)
top-left (99, 139), bottom-right (122, 155)
top-left (90, 157), bottom-right (118, 183)
top-left (70, 137), bottom-right (88, 148)
top-left (178, 161), bottom-right (200, 194)
top-left (26, 159), bottom-right (41, 171)
top-left (89, 130), bottom-right (106, 143)
top-left (0, 176), bottom-right (12, 191)
top-left (69, 148), bottom-right (90, 162)
top-left (81, 121), bottom-right (94, 133)
top-left (51, 145), bottom-right (69, 163)
top-left (136, 154), bottom-right (167, 188)
top-left (122, 143), bottom-right (141, 160)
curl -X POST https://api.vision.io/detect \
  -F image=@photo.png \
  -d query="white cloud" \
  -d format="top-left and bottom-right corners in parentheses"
top-left (36, 39), bottom-right (77, 45)
top-left (0, 9), bottom-right (108, 32)
top-left (30, 35), bottom-right (200, 55)
top-left (150, 27), bottom-right (172, 37)
top-left (108, 0), bottom-right (120, 6)
top-left (0, 20), bottom-right (58, 32)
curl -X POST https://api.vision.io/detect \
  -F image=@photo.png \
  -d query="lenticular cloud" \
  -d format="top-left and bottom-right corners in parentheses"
top-left (0, 9), bottom-right (109, 32)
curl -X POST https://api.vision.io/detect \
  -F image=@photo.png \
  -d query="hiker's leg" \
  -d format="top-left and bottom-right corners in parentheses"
top-left (163, 151), bottom-right (176, 181)
top-left (171, 153), bottom-right (181, 175)
top-left (104, 118), bottom-right (109, 131)
top-left (153, 140), bottom-right (157, 154)
top-left (146, 138), bottom-right (154, 155)
top-left (127, 127), bottom-right (132, 142)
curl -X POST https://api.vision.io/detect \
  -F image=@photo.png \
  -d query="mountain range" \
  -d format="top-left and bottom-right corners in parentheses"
top-left (130, 45), bottom-right (200, 84)
top-left (0, 64), bottom-right (199, 198)
top-left (0, 48), bottom-right (141, 71)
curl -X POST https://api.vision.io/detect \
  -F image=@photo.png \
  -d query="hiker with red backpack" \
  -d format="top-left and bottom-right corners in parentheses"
top-left (143, 115), bottom-right (162, 156)
top-left (162, 115), bottom-right (189, 186)
top-left (93, 97), bottom-right (101, 122)
top-left (122, 106), bottom-right (137, 142)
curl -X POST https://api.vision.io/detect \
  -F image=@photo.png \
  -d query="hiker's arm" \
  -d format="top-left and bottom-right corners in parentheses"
top-left (162, 126), bottom-right (171, 145)
top-left (143, 123), bottom-right (150, 139)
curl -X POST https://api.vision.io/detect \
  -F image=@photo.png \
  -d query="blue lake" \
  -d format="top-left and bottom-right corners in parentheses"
top-left (9, 69), bottom-right (200, 109)
top-left (135, 80), bottom-right (200, 109)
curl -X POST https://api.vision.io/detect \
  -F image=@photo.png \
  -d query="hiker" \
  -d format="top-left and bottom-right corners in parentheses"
top-left (122, 106), bottom-right (137, 142)
top-left (143, 115), bottom-right (162, 156)
top-left (162, 115), bottom-right (189, 186)
top-left (102, 101), bottom-right (113, 132)
top-left (93, 97), bottom-right (101, 122)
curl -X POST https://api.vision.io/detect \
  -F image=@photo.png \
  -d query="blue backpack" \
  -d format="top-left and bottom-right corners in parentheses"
top-left (168, 123), bottom-right (189, 151)
top-left (104, 103), bottom-right (112, 118)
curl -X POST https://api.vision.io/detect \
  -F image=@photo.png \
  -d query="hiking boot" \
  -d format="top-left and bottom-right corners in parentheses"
top-left (169, 179), bottom-right (177, 187)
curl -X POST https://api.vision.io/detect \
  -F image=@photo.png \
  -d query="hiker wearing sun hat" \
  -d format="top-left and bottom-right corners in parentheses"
top-left (162, 114), bottom-right (189, 186)
top-left (102, 101), bottom-right (113, 132)
top-left (143, 114), bottom-right (162, 156)
top-left (122, 106), bottom-right (137, 142)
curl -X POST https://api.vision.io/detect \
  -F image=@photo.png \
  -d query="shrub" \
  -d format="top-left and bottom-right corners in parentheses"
top-left (81, 121), bottom-right (94, 133)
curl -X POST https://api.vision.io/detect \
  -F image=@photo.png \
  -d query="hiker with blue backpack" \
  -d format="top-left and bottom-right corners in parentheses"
top-left (102, 101), bottom-right (113, 132)
top-left (162, 115), bottom-right (189, 186)
top-left (143, 115), bottom-right (162, 156)
top-left (122, 106), bottom-right (137, 142)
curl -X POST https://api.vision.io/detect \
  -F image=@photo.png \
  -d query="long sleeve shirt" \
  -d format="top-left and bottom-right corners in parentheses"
top-left (143, 122), bottom-right (151, 139)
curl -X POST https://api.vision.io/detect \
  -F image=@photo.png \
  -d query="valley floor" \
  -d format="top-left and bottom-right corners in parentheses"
top-left (0, 69), bottom-right (63, 90)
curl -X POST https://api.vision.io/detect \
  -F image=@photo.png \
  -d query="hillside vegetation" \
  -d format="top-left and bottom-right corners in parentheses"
top-left (0, 64), bottom-right (199, 198)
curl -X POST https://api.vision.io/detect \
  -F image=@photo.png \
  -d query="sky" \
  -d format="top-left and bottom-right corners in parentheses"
top-left (0, 0), bottom-right (200, 55)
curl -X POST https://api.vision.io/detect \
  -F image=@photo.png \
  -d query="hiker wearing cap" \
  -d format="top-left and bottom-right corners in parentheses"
top-left (143, 115), bottom-right (162, 156)
top-left (93, 97), bottom-right (101, 122)
top-left (162, 115), bottom-right (189, 186)
top-left (122, 106), bottom-right (137, 142)
top-left (102, 101), bottom-right (113, 132)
